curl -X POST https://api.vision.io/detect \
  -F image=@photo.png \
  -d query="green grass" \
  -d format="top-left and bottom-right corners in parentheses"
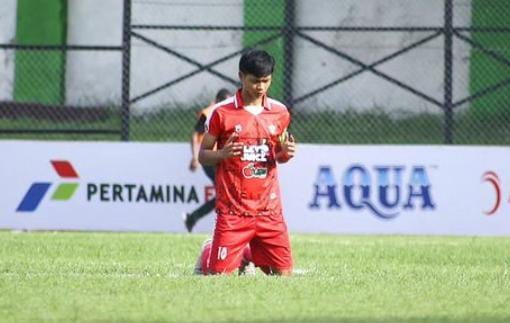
top-left (1, 107), bottom-right (510, 144)
top-left (0, 231), bottom-right (509, 322)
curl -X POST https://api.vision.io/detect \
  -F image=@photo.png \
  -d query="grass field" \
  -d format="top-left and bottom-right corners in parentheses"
top-left (0, 231), bottom-right (509, 322)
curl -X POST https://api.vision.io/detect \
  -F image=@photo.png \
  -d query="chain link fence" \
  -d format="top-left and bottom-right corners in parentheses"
top-left (1, 0), bottom-right (509, 144)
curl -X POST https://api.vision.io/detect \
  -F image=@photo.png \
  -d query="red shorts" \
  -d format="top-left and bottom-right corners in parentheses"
top-left (207, 213), bottom-right (293, 274)
top-left (200, 239), bottom-right (252, 274)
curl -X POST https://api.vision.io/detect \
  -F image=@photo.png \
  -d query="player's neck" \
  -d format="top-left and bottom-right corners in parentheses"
top-left (241, 89), bottom-right (263, 107)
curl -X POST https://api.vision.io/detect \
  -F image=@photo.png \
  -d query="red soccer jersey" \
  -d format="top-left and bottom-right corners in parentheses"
top-left (206, 89), bottom-right (291, 216)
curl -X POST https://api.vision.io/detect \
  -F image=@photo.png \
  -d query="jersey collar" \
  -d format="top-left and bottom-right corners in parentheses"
top-left (234, 89), bottom-right (271, 110)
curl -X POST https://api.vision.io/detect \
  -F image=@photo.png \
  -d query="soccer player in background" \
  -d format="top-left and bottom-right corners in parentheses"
top-left (198, 49), bottom-right (296, 275)
top-left (184, 88), bottom-right (232, 232)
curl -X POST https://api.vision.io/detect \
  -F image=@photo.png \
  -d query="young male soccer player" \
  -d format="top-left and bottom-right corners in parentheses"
top-left (198, 49), bottom-right (296, 275)
top-left (184, 88), bottom-right (232, 232)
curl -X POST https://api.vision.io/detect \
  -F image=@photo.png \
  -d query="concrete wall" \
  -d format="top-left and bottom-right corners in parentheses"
top-left (0, 0), bottom-right (17, 101)
top-left (66, 0), bottom-right (123, 107)
top-left (64, 0), bottom-right (472, 113)
top-left (66, 0), bottom-right (243, 112)
top-left (293, 0), bottom-right (472, 113)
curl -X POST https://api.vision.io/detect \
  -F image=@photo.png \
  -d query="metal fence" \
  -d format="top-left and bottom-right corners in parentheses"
top-left (0, 0), bottom-right (509, 144)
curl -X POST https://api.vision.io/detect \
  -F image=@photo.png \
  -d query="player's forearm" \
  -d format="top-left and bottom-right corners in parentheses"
top-left (191, 133), bottom-right (200, 160)
top-left (275, 151), bottom-right (291, 164)
top-left (199, 149), bottom-right (225, 166)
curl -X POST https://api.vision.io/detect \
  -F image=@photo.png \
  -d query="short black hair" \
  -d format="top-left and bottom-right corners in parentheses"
top-left (239, 49), bottom-right (275, 78)
top-left (215, 88), bottom-right (231, 102)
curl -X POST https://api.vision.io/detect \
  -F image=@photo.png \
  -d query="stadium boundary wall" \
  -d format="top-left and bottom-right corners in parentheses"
top-left (1, 141), bottom-right (509, 236)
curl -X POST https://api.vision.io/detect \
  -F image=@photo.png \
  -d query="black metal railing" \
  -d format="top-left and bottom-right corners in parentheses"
top-left (1, 0), bottom-right (509, 145)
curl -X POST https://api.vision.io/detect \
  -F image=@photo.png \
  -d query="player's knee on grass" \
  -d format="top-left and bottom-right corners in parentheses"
top-left (208, 249), bottom-right (242, 274)
top-left (259, 265), bottom-right (293, 276)
top-left (197, 239), bottom-right (253, 275)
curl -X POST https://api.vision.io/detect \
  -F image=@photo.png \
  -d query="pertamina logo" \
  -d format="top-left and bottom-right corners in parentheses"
top-left (16, 159), bottom-right (208, 212)
top-left (17, 160), bottom-right (79, 212)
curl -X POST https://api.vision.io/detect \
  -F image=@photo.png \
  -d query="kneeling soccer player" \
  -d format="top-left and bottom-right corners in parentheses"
top-left (199, 50), bottom-right (295, 275)
top-left (198, 49), bottom-right (296, 275)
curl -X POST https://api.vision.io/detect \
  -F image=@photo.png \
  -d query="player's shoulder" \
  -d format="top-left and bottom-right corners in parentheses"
top-left (200, 103), bottom-right (215, 118)
top-left (267, 97), bottom-right (289, 114)
top-left (215, 96), bottom-right (236, 111)
top-left (209, 96), bottom-right (236, 116)
top-left (203, 98), bottom-right (234, 116)
top-left (205, 97), bottom-right (236, 127)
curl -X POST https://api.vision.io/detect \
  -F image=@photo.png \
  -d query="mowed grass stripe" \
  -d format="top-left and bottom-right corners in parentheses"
top-left (0, 231), bottom-right (509, 322)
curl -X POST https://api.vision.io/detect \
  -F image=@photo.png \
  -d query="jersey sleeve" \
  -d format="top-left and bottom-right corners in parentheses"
top-left (194, 114), bottom-right (207, 133)
top-left (205, 109), bottom-right (221, 138)
top-left (284, 110), bottom-right (291, 130)
top-left (279, 109), bottom-right (291, 135)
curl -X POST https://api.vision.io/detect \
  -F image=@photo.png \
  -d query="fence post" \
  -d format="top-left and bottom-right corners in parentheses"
top-left (283, 0), bottom-right (295, 108)
top-left (121, 0), bottom-right (132, 141)
top-left (443, 0), bottom-right (454, 144)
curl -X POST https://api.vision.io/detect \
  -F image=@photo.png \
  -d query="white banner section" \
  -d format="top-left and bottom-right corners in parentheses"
top-left (1, 141), bottom-right (509, 235)
top-left (280, 144), bottom-right (509, 236)
top-left (0, 141), bottom-right (215, 233)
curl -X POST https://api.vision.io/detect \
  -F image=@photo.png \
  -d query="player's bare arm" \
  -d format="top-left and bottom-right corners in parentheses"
top-left (199, 132), bottom-right (243, 166)
top-left (189, 131), bottom-right (201, 171)
top-left (276, 133), bottom-right (296, 164)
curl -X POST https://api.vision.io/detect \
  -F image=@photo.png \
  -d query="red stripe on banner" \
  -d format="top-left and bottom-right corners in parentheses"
top-left (51, 160), bottom-right (79, 178)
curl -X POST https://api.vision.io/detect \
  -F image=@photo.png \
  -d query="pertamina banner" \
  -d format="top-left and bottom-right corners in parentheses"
top-left (0, 141), bottom-right (215, 232)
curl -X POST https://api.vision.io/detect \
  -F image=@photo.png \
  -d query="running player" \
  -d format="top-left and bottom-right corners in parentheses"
top-left (184, 89), bottom-right (232, 232)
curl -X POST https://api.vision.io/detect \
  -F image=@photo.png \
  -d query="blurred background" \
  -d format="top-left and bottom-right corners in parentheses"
top-left (0, 0), bottom-right (509, 144)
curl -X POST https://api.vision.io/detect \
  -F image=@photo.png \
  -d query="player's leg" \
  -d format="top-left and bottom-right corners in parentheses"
top-left (250, 214), bottom-right (293, 276)
top-left (184, 199), bottom-right (215, 232)
top-left (184, 166), bottom-right (216, 232)
top-left (193, 238), bottom-right (213, 275)
top-left (258, 266), bottom-right (292, 276)
top-left (196, 240), bottom-right (254, 275)
top-left (208, 214), bottom-right (255, 275)
top-left (238, 243), bottom-right (256, 275)
top-left (202, 165), bottom-right (216, 182)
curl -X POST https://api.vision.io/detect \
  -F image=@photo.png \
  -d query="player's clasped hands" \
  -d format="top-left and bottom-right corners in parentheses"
top-left (280, 133), bottom-right (296, 159)
top-left (220, 132), bottom-right (243, 159)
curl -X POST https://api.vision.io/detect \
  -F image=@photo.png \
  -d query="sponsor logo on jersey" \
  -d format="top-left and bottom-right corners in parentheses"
top-left (242, 163), bottom-right (268, 179)
top-left (241, 144), bottom-right (269, 162)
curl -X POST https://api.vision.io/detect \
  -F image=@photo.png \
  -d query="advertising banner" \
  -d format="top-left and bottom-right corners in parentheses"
top-left (1, 141), bottom-right (509, 236)
top-left (279, 144), bottom-right (510, 236)
top-left (0, 141), bottom-right (215, 232)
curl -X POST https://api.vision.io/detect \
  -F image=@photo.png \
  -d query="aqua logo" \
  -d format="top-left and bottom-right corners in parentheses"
top-left (17, 160), bottom-right (79, 212)
top-left (309, 165), bottom-right (436, 219)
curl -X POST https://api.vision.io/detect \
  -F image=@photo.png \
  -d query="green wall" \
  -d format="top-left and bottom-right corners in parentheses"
top-left (243, 0), bottom-right (285, 100)
top-left (15, 0), bottom-right (67, 104)
top-left (469, 0), bottom-right (510, 114)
